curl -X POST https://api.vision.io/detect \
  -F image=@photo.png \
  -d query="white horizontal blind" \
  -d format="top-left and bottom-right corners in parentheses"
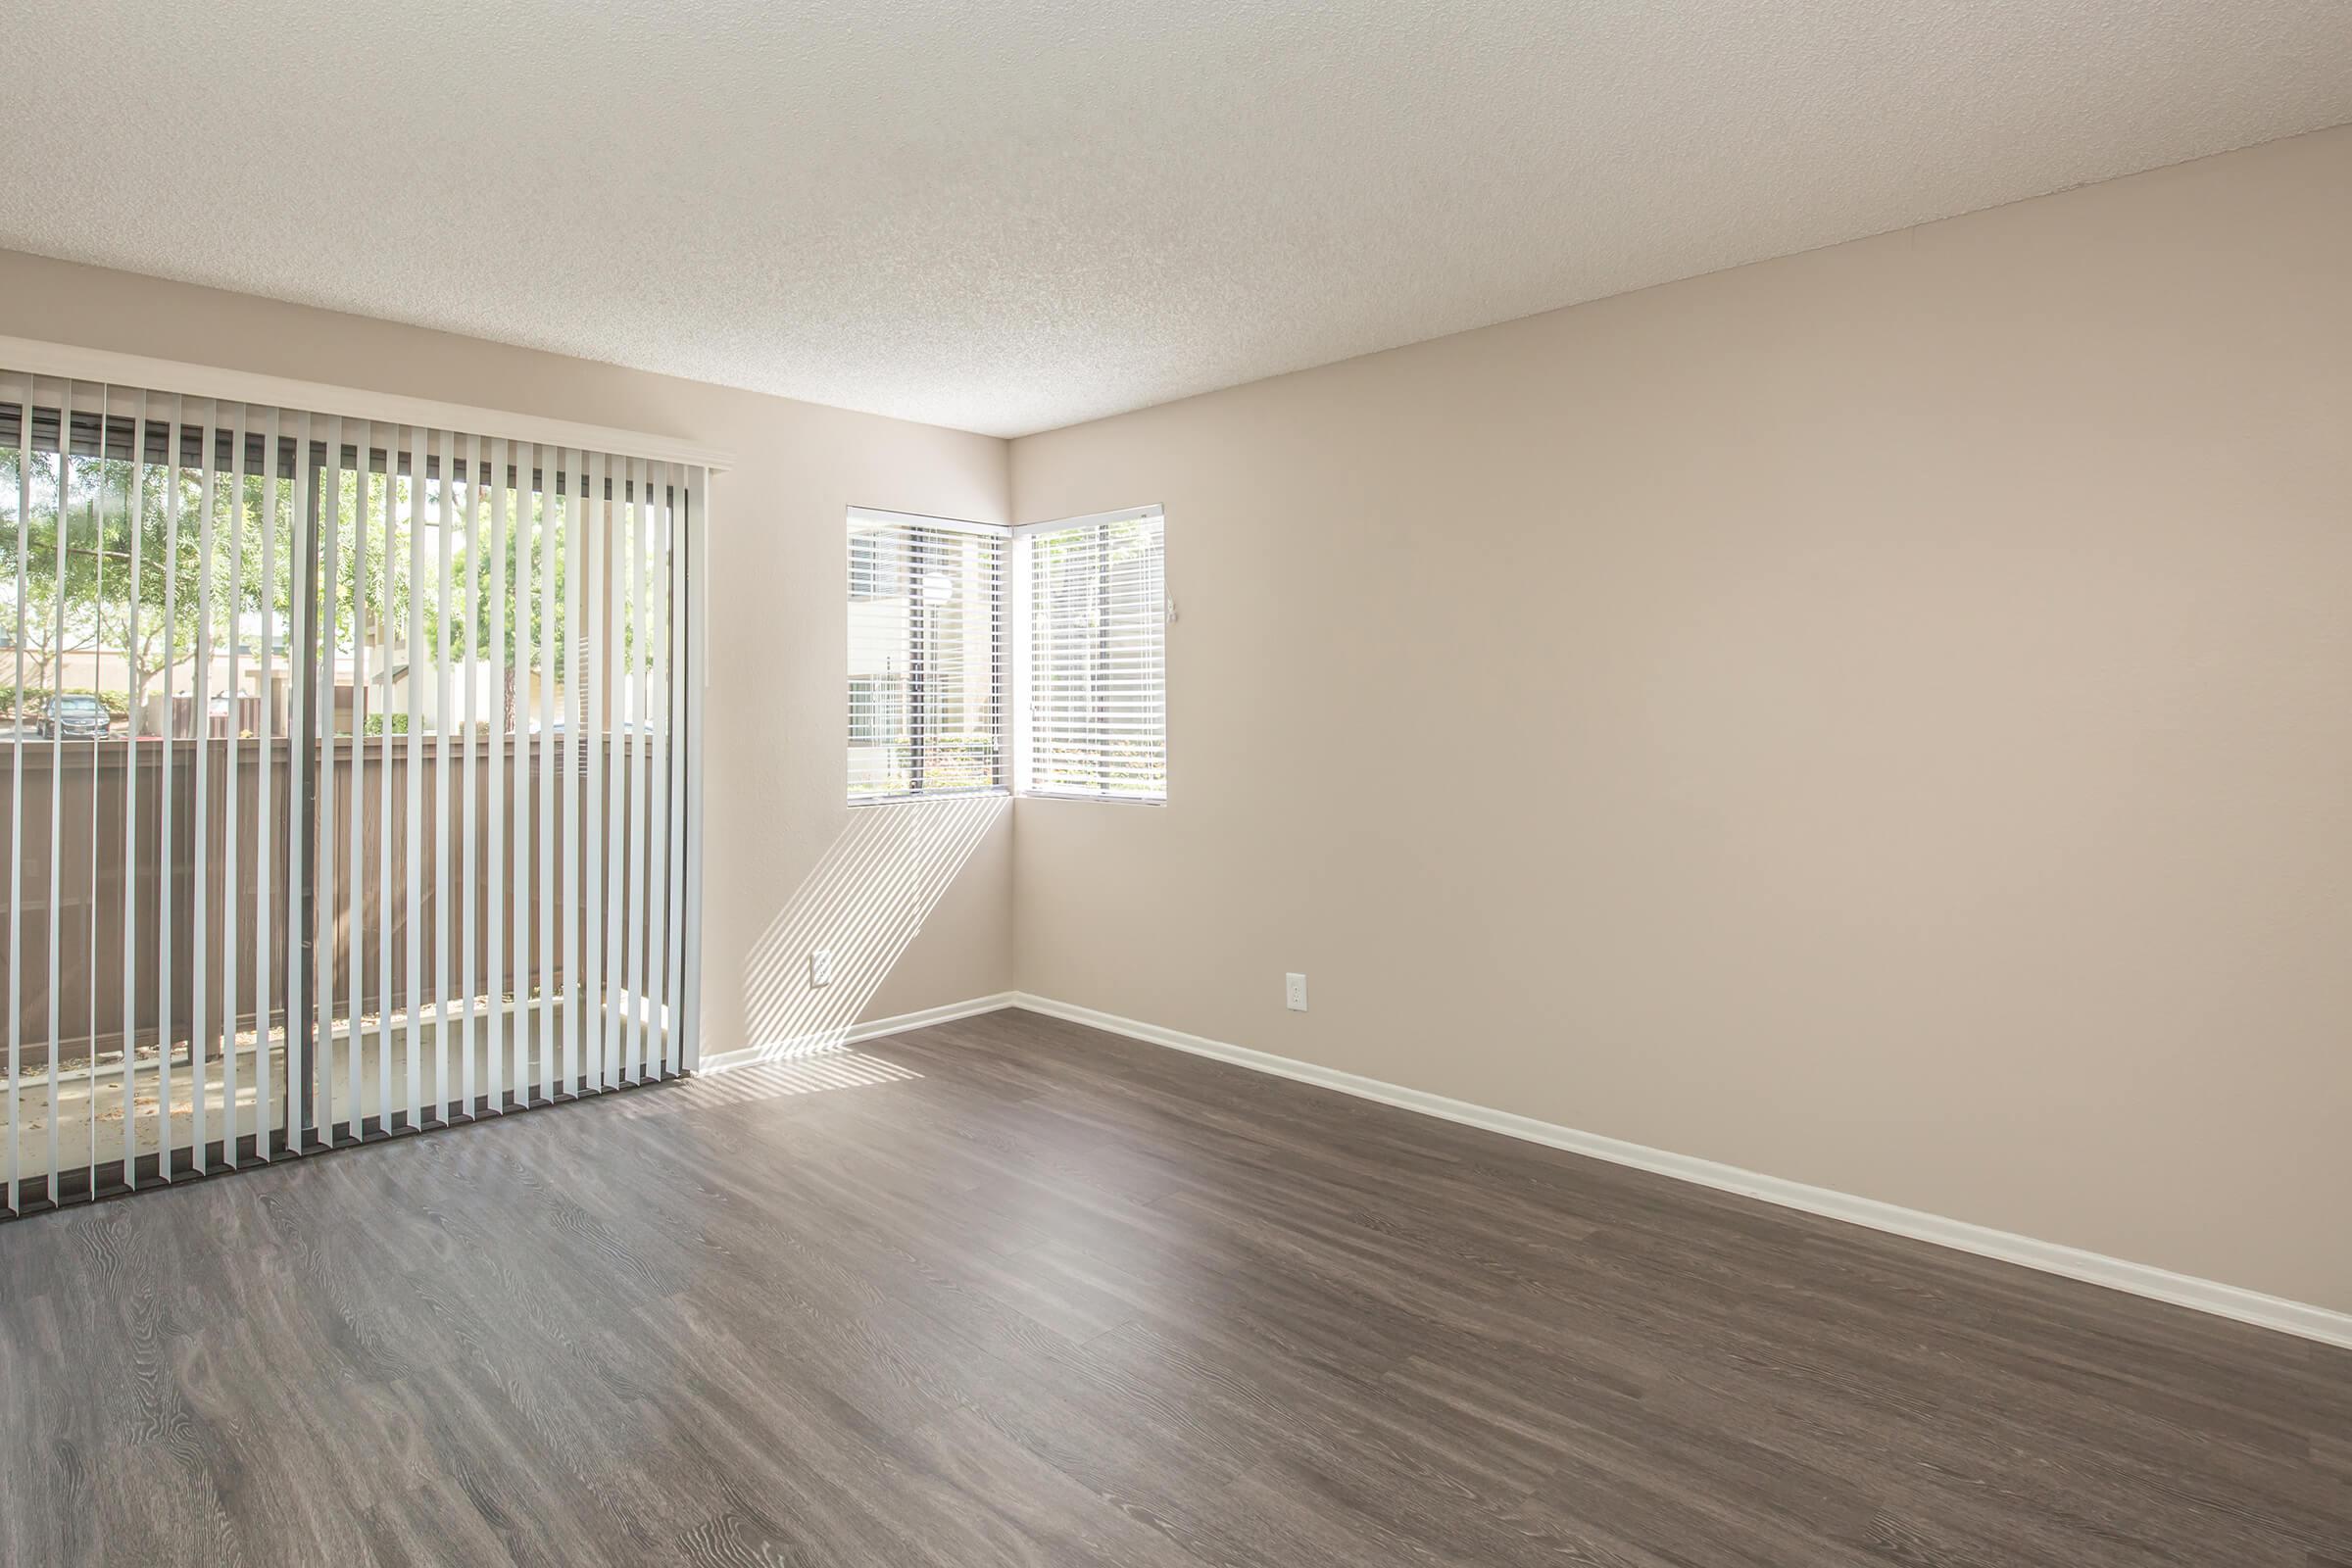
top-left (0, 362), bottom-right (709, 1215)
top-left (846, 510), bottom-right (1004, 803)
top-left (1019, 507), bottom-right (1166, 802)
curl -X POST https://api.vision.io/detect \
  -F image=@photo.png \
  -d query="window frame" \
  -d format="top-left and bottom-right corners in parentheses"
top-left (845, 506), bottom-right (1007, 806)
top-left (1010, 505), bottom-right (1168, 806)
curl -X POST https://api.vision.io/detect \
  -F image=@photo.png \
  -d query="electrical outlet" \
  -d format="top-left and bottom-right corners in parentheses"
top-left (1285, 972), bottom-right (1307, 1012)
top-left (809, 949), bottom-right (835, 988)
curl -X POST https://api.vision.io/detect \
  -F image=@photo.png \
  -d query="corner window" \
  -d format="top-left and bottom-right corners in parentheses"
top-left (845, 509), bottom-right (1004, 802)
top-left (847, 504), bottom-right (1165, 805)
top-left (1014, 507), bottom-right (1166, 802)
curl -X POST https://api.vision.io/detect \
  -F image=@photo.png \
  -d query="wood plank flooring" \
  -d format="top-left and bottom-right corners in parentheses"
top-left (2, 1006), bottom-right (2346, 1566)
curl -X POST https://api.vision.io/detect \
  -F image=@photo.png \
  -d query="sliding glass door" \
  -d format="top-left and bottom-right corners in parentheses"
top-left (1, 367), bottom-right (706, 1214)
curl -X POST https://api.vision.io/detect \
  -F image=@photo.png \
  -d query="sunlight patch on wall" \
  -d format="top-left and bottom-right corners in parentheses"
top-left (737, 793), bottom-right (1004, 1062)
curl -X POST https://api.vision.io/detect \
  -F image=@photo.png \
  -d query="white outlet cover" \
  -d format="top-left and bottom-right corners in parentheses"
top-left (810, 950), bottom-right (834, 987)
top-left (1285, 972), bottom-right (1307, 1011)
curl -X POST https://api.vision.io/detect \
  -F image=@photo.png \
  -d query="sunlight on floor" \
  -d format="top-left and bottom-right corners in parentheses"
top-left (620, 1050), bottom-right (921, 1116)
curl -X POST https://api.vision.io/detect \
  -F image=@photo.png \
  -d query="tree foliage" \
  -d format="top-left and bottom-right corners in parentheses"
top-left (1, 444), bottom-right (657, 724)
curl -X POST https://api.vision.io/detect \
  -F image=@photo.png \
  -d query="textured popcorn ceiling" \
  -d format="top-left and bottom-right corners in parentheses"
top-left (3, 2), bottom-right (2346, 437)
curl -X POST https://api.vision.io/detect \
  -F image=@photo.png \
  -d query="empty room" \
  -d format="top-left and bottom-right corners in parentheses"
top-left (2, 3), bottom-right (2348, 1564)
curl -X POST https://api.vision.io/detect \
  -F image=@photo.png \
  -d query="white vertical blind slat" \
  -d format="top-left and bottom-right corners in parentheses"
top-left (506, 442), bottom-right (530, 1105)
top-left (587, 451), bottom-right (612, 1092)
top-left (220, 399), bottom-right (248, 1167)
top-left (316, 415), bottom-right (343, 1142)
top-left (529, 441), bottom-right (550, 1104)
top-left (158, 396), bottom-right (183, 1174)
top-left (46, 376), bottom-right (67, 1198)
top-left (560, 447), bottom-right (585, 1098)
top-left (5, 372), bottom-right (26, 1210)
top-left (375, 422), bottom-right (397, 1135)
top-left (459, 432), bottom-right (480, 1119)
top-left (433, 428), bottom-right (455, 1120)
top-left (348, 427), bottom-right (368, 1138)
top-left (190, 397), bottom-right (216, 1174)
top-left (649, 463), bottom-right (677, 1081)
top-left (253, 406), bottom-right (278, 1159)
top-left (626, 457), bottom-right (651, 1084)
top-left (83, 383), bottom-right (106, 1190)
top-left (287, 410), bottom-right (314, 1151)
top-left (119, 391), bottom-right (145, 1186)
top-left (402, 426), bottom-right (426, 1131)
top-left (486, 436), bottom-right (508, 1111)
top-left (610, 457), bottom-right (630, 1084)
top-left (680, 466), bottom-right (707, 1073)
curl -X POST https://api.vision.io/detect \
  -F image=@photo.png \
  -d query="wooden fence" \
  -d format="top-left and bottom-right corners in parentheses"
top-left (2, 734), bottom-right (666, 1070)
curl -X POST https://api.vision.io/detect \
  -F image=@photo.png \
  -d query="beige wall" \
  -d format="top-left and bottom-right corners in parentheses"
top-left (7, 127), bottom-right (2345, 1315)
top-left (0, 248), bottom-right (1016, 1053)
top-left (1008, 126), bottom-right (2352, 1313)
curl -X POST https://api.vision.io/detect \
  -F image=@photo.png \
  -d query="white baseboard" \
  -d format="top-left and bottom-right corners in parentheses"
top-left (698, 992), bottom-right (1016, 1074)
top-left (1004, 992), bottom-right (2352, 1352)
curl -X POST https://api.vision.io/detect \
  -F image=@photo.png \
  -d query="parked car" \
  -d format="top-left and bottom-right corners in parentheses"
top-left (37, 695), bottom-right (113, 740)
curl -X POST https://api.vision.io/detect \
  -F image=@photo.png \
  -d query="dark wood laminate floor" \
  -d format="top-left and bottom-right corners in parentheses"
top-left (3, 1008), bottom-right (2347, 1568)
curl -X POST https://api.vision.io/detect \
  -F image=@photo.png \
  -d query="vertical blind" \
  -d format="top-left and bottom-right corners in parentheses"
top-left (846, 509), bottom-right (1004, 802)
top-left (1017, 507), bottom-right (1166, 801)
top-left (1, 363), bottom-right (708, 1215)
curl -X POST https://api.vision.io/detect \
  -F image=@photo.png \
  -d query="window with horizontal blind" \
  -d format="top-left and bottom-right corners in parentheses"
top-left (845, 509), bottom-right (1004, 802)
top-left (1014, 507), bottom-right (1166, 802)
